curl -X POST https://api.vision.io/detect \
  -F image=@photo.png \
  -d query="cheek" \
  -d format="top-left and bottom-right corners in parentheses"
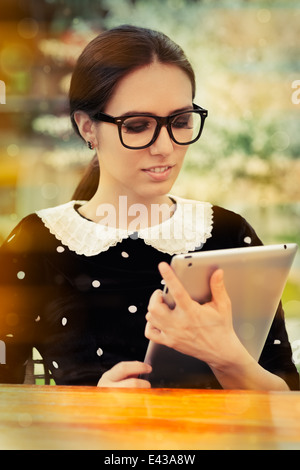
top-left (96, 123), bottom-right (115, 149)
top-left (176, 146), bottom-right (189, 166)
top-left (98, 135), bottom-right (140, 176)
top-left (96, 128), bottom-right (126, 166)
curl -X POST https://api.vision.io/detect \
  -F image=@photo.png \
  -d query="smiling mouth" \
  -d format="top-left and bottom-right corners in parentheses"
top-left (143, 165), bottom-right (173, 173)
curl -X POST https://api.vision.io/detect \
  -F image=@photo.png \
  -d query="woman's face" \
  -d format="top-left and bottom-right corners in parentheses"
top-left (93, 62), bottom-right (193, 204)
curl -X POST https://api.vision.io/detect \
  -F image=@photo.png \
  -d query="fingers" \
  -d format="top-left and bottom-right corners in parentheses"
top-left (147, 288), bottom-right (165, 310)
top-left (146, 288), bottom-right (171, 337)
top-left (144, 319), bottom-right (164, 344)
top-left (159, 263), bottom-right (230, 312)
top-left (108, 361), bottom-right (152, 381)
top-left (145, 262), bottom-right (193, 341)
top-left (113, 378), bottom-right (151, 388)
top-left (98, 361), bottom-right (152, 388)
top-left (158, 261), bottom-right (191, 309)
top-left (146, 288), bottom-right (169, 324)
top-left (210, 269), bottom-right (231, 310)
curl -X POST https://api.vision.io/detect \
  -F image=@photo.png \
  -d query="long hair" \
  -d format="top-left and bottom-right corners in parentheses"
top-left (70, 25), bottom-right (196, 201)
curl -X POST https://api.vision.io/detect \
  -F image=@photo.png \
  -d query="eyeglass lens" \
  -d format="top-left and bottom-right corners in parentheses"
top-left (121, 111), bottom-right (201, 148)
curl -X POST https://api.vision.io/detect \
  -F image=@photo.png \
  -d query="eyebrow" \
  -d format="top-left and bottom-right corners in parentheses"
top-left (120, 105), bottom-right (194, 118)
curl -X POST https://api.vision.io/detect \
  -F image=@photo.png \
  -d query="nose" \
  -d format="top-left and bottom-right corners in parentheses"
top-left (149, 126), bottom-right (174, 157)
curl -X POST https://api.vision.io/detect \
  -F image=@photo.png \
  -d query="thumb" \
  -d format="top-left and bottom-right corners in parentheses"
top-left (210, 269), bottom-right (231, 309)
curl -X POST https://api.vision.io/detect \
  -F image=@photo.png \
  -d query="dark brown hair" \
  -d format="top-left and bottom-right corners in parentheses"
top-left (70, 25), bottom-right (196, 200)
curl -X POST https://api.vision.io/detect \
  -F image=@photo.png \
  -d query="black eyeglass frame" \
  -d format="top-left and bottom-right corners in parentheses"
top-left (92, 104), bottom-right (208, 150)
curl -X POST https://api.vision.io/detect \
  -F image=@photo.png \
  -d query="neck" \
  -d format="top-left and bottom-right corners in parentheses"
top-left (78, 190), bottom-right (176, 230)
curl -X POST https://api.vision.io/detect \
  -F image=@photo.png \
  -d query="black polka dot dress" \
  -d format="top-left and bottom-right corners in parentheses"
top-left (0, 197), bottom-right (298, 389)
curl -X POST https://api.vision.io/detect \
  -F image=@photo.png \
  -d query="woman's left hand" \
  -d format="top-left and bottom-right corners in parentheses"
top-left (145, 262), bottom-right (242, 370)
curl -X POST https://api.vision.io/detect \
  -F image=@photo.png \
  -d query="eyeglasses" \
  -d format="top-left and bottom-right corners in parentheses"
top-left (92, 104), bottom-right (208, 150)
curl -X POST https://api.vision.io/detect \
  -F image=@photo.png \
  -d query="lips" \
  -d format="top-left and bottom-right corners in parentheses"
top-left (144, 166), bottom-right (172, 173)
top-left (142, 165), bottom-right (174, 181)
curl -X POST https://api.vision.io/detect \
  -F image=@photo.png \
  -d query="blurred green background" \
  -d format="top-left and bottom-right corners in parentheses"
top-left (0, 0), bottom-right (299, 367)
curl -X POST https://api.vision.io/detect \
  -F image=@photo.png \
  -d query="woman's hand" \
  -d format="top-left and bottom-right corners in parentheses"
top-left (145, 262), bottom-right (289, 391)
top-left (97, 361), bottom-right (152, 388)
top-left (145, 262), bottom-right (240, 370)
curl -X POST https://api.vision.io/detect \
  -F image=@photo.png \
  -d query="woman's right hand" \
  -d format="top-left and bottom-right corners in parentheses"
top-left (97, 361), bottom-right (152, 388)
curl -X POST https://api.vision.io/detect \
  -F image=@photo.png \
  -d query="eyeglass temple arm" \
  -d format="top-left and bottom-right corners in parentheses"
top-left (92, 112), bottom-right (117, 123)
top-left (193, 104), bottom-right (208, 116)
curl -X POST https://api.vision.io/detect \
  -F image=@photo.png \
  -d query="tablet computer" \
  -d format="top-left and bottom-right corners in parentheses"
top-left (143, 243), bottom-right (298, 388)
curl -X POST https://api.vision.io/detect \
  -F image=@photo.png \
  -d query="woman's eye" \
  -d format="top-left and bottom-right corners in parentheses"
top-left (172, 117), bottom-right (191, 129)
top-left (173, 120), bottom-right (188, 129)
top-left (123, 119), bottom-right (152, 134)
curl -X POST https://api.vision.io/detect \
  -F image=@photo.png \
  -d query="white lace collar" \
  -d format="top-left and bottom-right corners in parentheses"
top-left (36, 196), bottom-right (213, 257)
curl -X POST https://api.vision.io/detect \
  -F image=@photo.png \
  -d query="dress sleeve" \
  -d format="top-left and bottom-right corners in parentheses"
top-left (259, 302), bottom-right (299, 390)
top-left (0, 216), bottom-right (43, 383)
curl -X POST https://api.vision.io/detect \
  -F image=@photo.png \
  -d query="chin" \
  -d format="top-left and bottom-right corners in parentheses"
top-left (145, 182), bottom-right (175, 199)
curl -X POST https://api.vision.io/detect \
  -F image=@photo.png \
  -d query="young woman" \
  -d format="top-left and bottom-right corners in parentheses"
top-left (0, 25), bottom-right (298, 390)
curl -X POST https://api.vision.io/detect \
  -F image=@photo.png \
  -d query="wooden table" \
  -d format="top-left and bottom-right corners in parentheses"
top-left (0, 385), bottom-right (300, 450)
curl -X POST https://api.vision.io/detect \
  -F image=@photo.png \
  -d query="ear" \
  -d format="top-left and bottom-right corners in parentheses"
top-left (74, 111), bottom-right (97, 145)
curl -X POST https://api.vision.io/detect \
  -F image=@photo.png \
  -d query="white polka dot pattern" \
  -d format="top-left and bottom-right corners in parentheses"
top-left (128, 305), bottom-right (137, 313)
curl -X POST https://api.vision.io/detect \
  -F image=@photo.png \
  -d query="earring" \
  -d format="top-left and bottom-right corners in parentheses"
top-left (87, 141), bottom-right (94, 150)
